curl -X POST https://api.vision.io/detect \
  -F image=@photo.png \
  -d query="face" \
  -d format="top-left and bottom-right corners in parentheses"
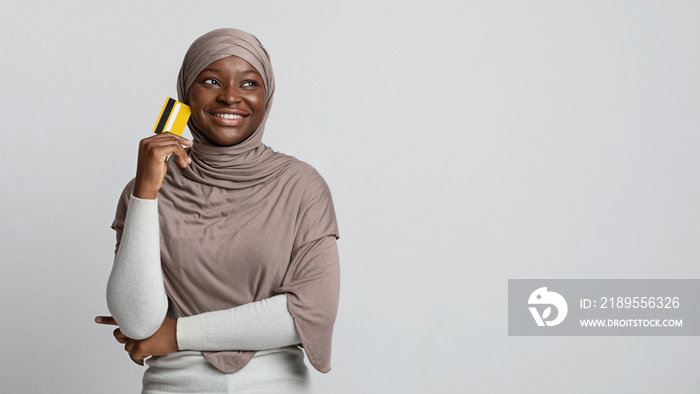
top-left (188, 56), bottom-right (266, 146)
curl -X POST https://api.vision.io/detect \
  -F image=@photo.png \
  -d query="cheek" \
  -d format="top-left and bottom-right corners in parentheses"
top-left (188, 92), bottom-right (203, 112)
top-left (187, 86), bottom-right (213, 111)
top-left (252, 94), bottom-right (266, 114)
top-left (187, 93), bottom-right (208, 129)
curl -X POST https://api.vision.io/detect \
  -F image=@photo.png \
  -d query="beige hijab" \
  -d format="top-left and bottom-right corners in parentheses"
top-left (113, 28), bottom-right (339, 373)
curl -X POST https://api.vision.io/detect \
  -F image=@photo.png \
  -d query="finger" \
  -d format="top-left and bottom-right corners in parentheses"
top-left (131, 356), bottom-right (145, 366)
top-left (140, 134), bottom-right (189, 159)
top-left (125, 340), bottom-right (135, 356)
top-left (126, 344), bottom-right (145, 367)
top-left (164, 131), bottom-right (193, 146)
top-left (152, 140), bottom-right (191, 168)
top-left (146, 130), bottom-right (192, 142)
top-left (95, 316), bottom-right (118, 325)
top-left (127, 342), bottom-right (148, 366)
top-left (130, 346), bottom-right (151, 365)
top-left (147, 131), bottom-right (193, 147)
top-left (169, 142), bottom-right (191, 168)
top-left (146, 140), bottom-right (191, 167)
top-left (113, 328), bottom-right (128, 344)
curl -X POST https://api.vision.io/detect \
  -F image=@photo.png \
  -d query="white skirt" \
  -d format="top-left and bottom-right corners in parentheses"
top-left (141, 346), bottom-right (312, 394)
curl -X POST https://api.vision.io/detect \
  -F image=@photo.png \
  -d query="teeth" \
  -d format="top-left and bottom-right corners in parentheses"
top-left (214, 113), bottom-right (244, 119)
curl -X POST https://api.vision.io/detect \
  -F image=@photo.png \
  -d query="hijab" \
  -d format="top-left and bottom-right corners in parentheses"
top-left (113, 28), bottom-right (339, 373)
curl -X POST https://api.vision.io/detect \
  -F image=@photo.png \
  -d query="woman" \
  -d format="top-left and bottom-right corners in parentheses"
top-left (95, 28), bottom-right (340, 393)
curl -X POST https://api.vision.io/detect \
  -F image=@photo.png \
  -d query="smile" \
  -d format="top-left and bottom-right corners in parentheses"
top-left (213, 113), bottom-right (246, 119)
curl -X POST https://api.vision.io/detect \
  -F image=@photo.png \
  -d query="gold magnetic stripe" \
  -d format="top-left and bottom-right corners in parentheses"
top-left (169, 103), bottom-right (191, 136)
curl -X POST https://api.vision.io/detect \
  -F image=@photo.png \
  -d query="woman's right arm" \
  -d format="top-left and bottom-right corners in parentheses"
top-left (106, 132), bottom-right (192, 339)
top-left (106, 195), bottom-right (168, 339)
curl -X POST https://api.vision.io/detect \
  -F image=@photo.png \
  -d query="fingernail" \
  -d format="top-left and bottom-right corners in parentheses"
top-left (95, 317), bottom-right (101, 323)
top-left (187, 157), bottom-right (192, 164)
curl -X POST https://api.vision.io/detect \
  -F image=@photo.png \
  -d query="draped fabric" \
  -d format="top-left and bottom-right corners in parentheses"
top-left (112, 28), bottom-right (339, 373)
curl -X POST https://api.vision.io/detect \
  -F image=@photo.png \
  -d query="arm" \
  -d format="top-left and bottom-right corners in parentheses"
top-left (99, 293), bottom-right (301, 365)
top-left (105, 197), bottom-right (301, 348)
top-left (105, 132), bottom-right (192, 339)
top-left (106, 196), bottom-right (168, 339)
top-left (101, 196), bottom-right (301, 363)
top-left (177, 294), bottom-right (300, 351)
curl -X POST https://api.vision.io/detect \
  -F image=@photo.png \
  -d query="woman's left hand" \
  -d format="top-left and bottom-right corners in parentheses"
top-left (95, 316), bottom-right (179, 366)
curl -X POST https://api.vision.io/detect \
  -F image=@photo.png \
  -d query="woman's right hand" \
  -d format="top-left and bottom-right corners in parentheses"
top-left (133, 132), bottom-right (193, 199)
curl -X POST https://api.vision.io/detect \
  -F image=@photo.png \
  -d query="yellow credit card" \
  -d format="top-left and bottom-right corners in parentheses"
top-left (152, 97), bottom-right (191, 136)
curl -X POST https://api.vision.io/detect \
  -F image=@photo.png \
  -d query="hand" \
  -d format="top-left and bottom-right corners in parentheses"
top-left (133, 132), bottom-right (192, 200)
top-left (95, 316), bottom-right (179, 366)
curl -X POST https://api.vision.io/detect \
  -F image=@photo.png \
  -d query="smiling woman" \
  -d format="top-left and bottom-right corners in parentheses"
top-left (96, 28), bottom-right (340, 393)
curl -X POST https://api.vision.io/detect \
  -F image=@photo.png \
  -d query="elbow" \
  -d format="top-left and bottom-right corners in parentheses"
top-left (106, 286), bottom-right (168, 340)
top-left (107, 302), bottom-right (166, 340)
top-left (118, 319), bottom-right (163, 340)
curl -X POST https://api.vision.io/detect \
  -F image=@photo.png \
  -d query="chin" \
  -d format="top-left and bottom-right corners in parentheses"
top-left (210, 133), bottom-right (252, 147)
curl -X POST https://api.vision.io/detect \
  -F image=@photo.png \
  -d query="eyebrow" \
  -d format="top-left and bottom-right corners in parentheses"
top-left (201, 68), bottom-right (261, 77)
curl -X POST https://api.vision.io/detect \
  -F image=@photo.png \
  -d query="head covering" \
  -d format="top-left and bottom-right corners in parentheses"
top-left (113, 28), bottom-right (339, 374)
top-left (175, 28), bottom-right (285, 190)
top-left (177, 27), bottom-right (274, 155)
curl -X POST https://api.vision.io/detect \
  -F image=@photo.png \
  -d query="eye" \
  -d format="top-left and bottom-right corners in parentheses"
top-left (203, 78), bottom-right (221, 86)
top-left (242, 80), bottom-right (258, 87)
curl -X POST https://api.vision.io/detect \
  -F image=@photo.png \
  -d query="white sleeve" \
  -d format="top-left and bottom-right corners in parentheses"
top-left (107, 195), bottom-right (301, 350)
top-left (177, 294), bottom-right (301, 351)
top-left (106, 196), bottom-right (168, 340)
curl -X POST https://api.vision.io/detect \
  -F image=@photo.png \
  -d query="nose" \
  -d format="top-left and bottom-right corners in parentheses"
top-left (217, 85), bottom-right (241, 105)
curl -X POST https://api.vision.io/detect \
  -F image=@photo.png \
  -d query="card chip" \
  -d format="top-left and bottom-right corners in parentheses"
top-left (153, 97), bottom-right (191, 136)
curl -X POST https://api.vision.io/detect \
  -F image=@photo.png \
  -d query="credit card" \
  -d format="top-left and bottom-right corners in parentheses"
top-left (152, 97), bottom-right (191, 136)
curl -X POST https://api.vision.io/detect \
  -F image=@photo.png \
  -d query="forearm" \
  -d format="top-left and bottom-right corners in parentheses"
top-left (177, 293), bottom-right (301, 351)
top-left (106, 196), bottom-right (168, 340)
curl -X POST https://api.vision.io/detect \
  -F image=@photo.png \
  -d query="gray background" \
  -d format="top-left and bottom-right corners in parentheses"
top-left (1, 1), bottom-right (699, 393)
